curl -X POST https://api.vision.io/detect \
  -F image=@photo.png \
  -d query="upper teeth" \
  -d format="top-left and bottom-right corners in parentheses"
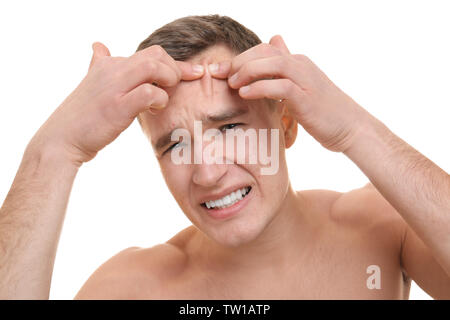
top-left (204, 187), bottom-right (250, 209)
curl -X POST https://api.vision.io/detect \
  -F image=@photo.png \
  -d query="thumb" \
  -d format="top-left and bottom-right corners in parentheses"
top-left (269, 35), bottom-right (290, 54)
top-left (176, 60), bottom-right (205, 80)
top-left (89, 42), bottom-right (111, 70)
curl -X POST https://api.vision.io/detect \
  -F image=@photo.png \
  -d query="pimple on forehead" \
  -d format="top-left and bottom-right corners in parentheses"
top-left (166, 45), bottom-right (234, 101)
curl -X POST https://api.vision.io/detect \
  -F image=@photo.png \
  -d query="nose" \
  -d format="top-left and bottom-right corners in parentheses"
top-left (192, 162), bottom-right (228, 187)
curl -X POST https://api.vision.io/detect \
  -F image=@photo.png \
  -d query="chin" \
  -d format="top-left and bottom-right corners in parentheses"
top-left (203, 212), bottom-right (273, 248)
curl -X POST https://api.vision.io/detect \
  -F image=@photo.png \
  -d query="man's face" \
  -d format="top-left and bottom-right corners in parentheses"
top-left (139, 44), bottom-right (294, 247)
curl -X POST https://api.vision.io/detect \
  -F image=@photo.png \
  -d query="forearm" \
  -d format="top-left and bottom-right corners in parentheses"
top-left (344, 113), bottom-right (450, 272)
top-left (0, 145), bottom-right (79, 299)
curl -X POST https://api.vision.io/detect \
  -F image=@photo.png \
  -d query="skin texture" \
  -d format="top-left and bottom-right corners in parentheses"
top-left (138, 44), bottom-right (295, 248)
top-left (1, 36), bottom-right (449, 299)
top-left (75, 39), bottom-right (450, 299)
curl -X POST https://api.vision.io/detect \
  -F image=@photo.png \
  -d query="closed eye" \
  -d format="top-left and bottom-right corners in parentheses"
top-left (163, 141), bottom-right (184, 155)
top-left (220, 123), bottom-right (244, 132)
top-left (162, 123), bottom-right (244, 156)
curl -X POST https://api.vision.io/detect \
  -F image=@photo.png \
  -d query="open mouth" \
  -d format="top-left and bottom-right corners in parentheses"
top-left (201, 186), bottom-right (252, 210)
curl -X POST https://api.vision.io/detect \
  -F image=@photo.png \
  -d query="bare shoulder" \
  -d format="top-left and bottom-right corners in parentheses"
top-left (74, 237), bottom-right (190, 299)
top-left (331, 183), bottom-right (403, 221)
top-left (329, 182), bottom-right (407, 239)
top-left (298, 183), bottom-right (407, 248)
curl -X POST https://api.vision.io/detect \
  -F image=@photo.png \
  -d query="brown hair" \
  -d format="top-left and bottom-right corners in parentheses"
top-left (136, 14), bottom-right (261, 60)
top-left (135, 15), bottom-right (262, 127)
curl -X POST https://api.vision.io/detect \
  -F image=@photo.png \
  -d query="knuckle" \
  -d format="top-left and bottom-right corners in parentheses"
top-left (141, 83), bottom-right (154, 98)
top-left (167, 70), bottom-right (179, 86)
top-left (144, 61), bottom-right (157, 74)
top-left (140, 84), bottom-right (159, 108)
top-left (150, 45), bottom-right (164, 57)
top-left (147, 85), bottom-right (167, 106)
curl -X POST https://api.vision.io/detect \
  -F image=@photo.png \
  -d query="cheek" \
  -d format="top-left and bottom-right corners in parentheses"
top-left (160, 162), bottom-right (192, 202)
top-left (256, 165), bottom-right (290, 212)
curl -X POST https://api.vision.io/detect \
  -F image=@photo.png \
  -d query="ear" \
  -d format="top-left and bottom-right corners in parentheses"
top-left (280, 104), bottom-right (298, 148)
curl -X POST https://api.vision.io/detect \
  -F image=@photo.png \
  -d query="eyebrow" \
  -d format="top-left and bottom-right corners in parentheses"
top-left (203, 108), bottom-right (248, 123)
top-left (154, 108), bottom-right (248, 151)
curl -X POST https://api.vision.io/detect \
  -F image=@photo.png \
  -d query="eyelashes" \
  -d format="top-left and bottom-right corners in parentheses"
top-left (164, 141), bottom-right (185, 154)
top-left (163, 123), bottom-right (245, 156)
top-left (219, 123), bottom-right (242, 131)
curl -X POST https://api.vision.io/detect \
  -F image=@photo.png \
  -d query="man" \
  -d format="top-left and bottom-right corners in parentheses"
top-left (0, 15), bottom-right (449, 299)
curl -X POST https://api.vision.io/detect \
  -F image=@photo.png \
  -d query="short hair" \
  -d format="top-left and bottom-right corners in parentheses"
top-left (136, 14), bottom-right (261, 60)
top-left (135, 15), bottom-right (263, 127)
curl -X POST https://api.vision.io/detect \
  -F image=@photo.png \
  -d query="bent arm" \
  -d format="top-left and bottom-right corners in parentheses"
top-left (344, 113), bottom-right (450, 276)
top-left (0, 144), bottom-right (79, 299)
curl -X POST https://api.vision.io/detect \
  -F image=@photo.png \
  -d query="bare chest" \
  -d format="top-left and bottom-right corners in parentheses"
top-left (153, 242), bottom-right (408, 299)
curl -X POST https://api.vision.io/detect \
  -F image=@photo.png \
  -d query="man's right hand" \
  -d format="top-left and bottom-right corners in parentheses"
top-left (27, 42), bottom-right (204, 167)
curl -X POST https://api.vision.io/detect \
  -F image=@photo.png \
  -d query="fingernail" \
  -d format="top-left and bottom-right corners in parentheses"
top-left (229, 73), bottom-right (238, 84)
top-left (208, 63), bottom-right (219, 74)
top-left (193, 64), bottom-right (204, 75)
top-left (240, 85), bottom-right (251, 94)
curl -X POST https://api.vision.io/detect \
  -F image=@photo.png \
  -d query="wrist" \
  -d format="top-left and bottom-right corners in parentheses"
top-left (23, 141), bottom-right (82, 174)
top-left (343, 111), bottom-right (390, 159)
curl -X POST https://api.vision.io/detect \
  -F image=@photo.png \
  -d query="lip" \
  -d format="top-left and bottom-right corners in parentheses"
top-left (201, 186), bottom-right (253, 220)
top-left (198, 184), bottom-right (252, 204)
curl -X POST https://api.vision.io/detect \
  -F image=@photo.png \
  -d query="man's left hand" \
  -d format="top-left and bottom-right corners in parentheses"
top-left (209, 35), bottom-right (371, 153)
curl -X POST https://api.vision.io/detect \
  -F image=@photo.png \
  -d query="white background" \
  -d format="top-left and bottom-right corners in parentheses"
top-left (1, 0), bottom-right (448, 299)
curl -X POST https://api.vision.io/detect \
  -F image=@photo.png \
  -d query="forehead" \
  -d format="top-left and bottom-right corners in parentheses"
top-left (139, 44), bottom-right (268, 145)
top-left (162, 44), bottom-right (240, 127)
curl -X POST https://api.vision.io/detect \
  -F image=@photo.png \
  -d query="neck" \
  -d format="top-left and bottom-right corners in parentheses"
top-left (195, 183), bottom-right (312, 272)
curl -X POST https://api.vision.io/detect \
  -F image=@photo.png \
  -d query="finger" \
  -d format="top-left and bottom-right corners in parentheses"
top-left (229, 43), bottom-right (282, 78)
top-left (269, 35), bottom-right (291, 54)
top-left (89, 42), bottom-right (111, 70)
top-left (227, 55), bottom-right (302, 89)
top-left (124, 59), bottom-right (181, 89)
top-left (238, 78), bottom-right (304, 107)
top-left (119, 83), bottom-right (169, 119)
top-left (176, 61), bottom-right (205, 80)
top-left (208, 60), bottom-right (232, 79)
top-left (132, 45), bottom-right (182, 81)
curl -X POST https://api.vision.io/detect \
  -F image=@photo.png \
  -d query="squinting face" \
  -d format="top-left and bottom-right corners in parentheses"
top-left (139, 45), bottom-right (292, 247)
